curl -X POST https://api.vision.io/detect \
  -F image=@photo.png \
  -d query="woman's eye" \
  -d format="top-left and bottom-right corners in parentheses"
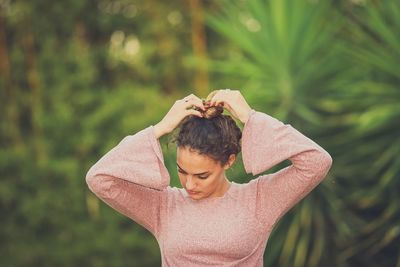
top-left (178, 169), bottom-right (208, 179)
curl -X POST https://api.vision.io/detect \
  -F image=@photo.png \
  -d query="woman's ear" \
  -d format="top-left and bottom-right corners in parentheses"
top-left (224, 154), bottom-right (236, 170)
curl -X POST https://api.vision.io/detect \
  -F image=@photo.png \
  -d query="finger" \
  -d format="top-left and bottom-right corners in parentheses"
top-left (181, 94), bottom-right (196, 104)
top-left (205, 90), bottom-right (218, 104)
top-left (205, 90), bottom-right (216, 105)
top-left (209, 89), bottom-right (226, 106)
top-left (193, 96), bottom-right (206, 110)
top-left (187, 109), bottom-right (203, 117)
top-left (183, 94), bottom-right (206, 109)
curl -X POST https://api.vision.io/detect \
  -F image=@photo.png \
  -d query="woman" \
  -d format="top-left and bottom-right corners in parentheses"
top-left (86, 89), bottom-right (332, 266)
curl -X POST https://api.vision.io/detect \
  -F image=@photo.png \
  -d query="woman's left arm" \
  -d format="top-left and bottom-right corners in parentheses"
top-left (242, 110), bottom-right (333, 228)
top-left (207, 89), bottom-right (332, 228)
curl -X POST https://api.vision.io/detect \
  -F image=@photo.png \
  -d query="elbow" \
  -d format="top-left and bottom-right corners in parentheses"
top-left (291, 147), bottom-right (333, 183)
top-left (85, 166), bottom-right (98, 190)
top-left (315, 149), bottom-right (333, 179)
top-left (85, 167), bottom-right (112, 198)
top-left (85, 174), bottom-right (96, 192)
top-left (322, 150), bottom-right (333, 172)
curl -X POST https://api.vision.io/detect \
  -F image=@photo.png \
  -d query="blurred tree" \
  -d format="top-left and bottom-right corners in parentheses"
top-left (206, 0), bottom-right (399, 267)
top-left (189, 0), bottom-right (209, 96)
top-left (0, 0), bottom-right (198, 266)
top-left (327, 1), bottom-right (400, 266)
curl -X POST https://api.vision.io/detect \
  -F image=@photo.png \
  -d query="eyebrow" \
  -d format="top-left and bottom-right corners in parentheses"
top-left (176, 162), bottom-right (210, 175)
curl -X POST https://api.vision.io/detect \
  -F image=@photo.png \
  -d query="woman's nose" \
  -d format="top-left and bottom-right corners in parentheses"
top-left (186, 176), bottom-right (196, 190)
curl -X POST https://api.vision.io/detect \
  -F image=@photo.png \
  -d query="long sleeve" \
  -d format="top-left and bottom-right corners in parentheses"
top-left (85, 125), bottom-right (170, 238)
top-left (242, 109), bottom-right (332, 229)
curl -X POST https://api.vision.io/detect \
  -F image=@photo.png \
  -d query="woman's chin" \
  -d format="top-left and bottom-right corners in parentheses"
top-left (188, 191), bottom-right (202, 199)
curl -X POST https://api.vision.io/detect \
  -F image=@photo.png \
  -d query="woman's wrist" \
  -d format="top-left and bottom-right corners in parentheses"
top-left (240, 108), bottom-right (253, 124)
top-left (153, 122), bottom-right (168, 139)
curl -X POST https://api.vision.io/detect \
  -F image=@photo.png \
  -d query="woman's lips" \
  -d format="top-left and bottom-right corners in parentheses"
top-left (187, 190), bottom-right (199, 195)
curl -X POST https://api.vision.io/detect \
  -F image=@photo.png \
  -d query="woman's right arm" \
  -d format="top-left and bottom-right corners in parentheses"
top-left (85, 94), bottom-right (205, 237)
top-left (85, 125), bottom-right (170, 237)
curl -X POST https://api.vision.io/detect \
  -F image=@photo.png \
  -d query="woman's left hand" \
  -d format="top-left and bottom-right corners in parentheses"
top-left (207, 89), bottom-right (252, 123)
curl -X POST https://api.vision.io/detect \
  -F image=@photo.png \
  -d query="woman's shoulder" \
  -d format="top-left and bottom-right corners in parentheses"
top-left (164, 186), bottom-right (189, 201)
top-left (231, 175), bottom-right (275, 199)
top-left (230, 179), bottom-right (259, 195)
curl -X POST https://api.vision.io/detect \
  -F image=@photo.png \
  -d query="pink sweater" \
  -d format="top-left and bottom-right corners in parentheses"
top-left (86, 109), bottom-right (332, 266)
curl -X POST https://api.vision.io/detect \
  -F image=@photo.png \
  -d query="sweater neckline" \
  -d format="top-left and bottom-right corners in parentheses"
top-left (185, 181), bottom-right (236, 202)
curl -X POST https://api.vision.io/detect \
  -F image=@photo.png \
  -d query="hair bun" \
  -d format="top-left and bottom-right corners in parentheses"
top-left (197, 90), bottom-right (224, 119)
top-left (202, 105), bottom-right (223, 119)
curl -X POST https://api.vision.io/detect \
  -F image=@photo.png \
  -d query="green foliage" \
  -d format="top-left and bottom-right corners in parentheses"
top-left (206, 0), bottom-right (400, 266)
top-left (327, 1), bottom-right (400, 266)
top-left (0, 1), bottom-right (185, 266)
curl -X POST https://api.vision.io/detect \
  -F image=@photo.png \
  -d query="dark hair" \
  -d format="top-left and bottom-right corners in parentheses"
top-left (169, 106), bottom-right (242, 167)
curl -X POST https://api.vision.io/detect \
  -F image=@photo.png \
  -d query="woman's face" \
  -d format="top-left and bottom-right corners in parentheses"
top-left (176, 146), bottom-right (233, 200)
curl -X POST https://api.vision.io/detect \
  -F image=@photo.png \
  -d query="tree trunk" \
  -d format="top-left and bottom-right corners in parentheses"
top-left (21, 19), bottom-right (46, 164)
top-left (0, 12), bottom-right (23, 146)
top-left (190, 0), bottom-right (208, 97)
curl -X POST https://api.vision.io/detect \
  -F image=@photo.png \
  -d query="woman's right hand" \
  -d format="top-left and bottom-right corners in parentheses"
top-left (153, 94), bottom-right (205, 138)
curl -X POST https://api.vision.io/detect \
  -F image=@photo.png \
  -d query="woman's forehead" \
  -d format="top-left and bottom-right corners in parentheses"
top-left (177, 147), bottom-right (218, 168)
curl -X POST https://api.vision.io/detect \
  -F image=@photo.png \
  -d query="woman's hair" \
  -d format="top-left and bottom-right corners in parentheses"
top-left (169, 104), bottom-right (242, 167)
